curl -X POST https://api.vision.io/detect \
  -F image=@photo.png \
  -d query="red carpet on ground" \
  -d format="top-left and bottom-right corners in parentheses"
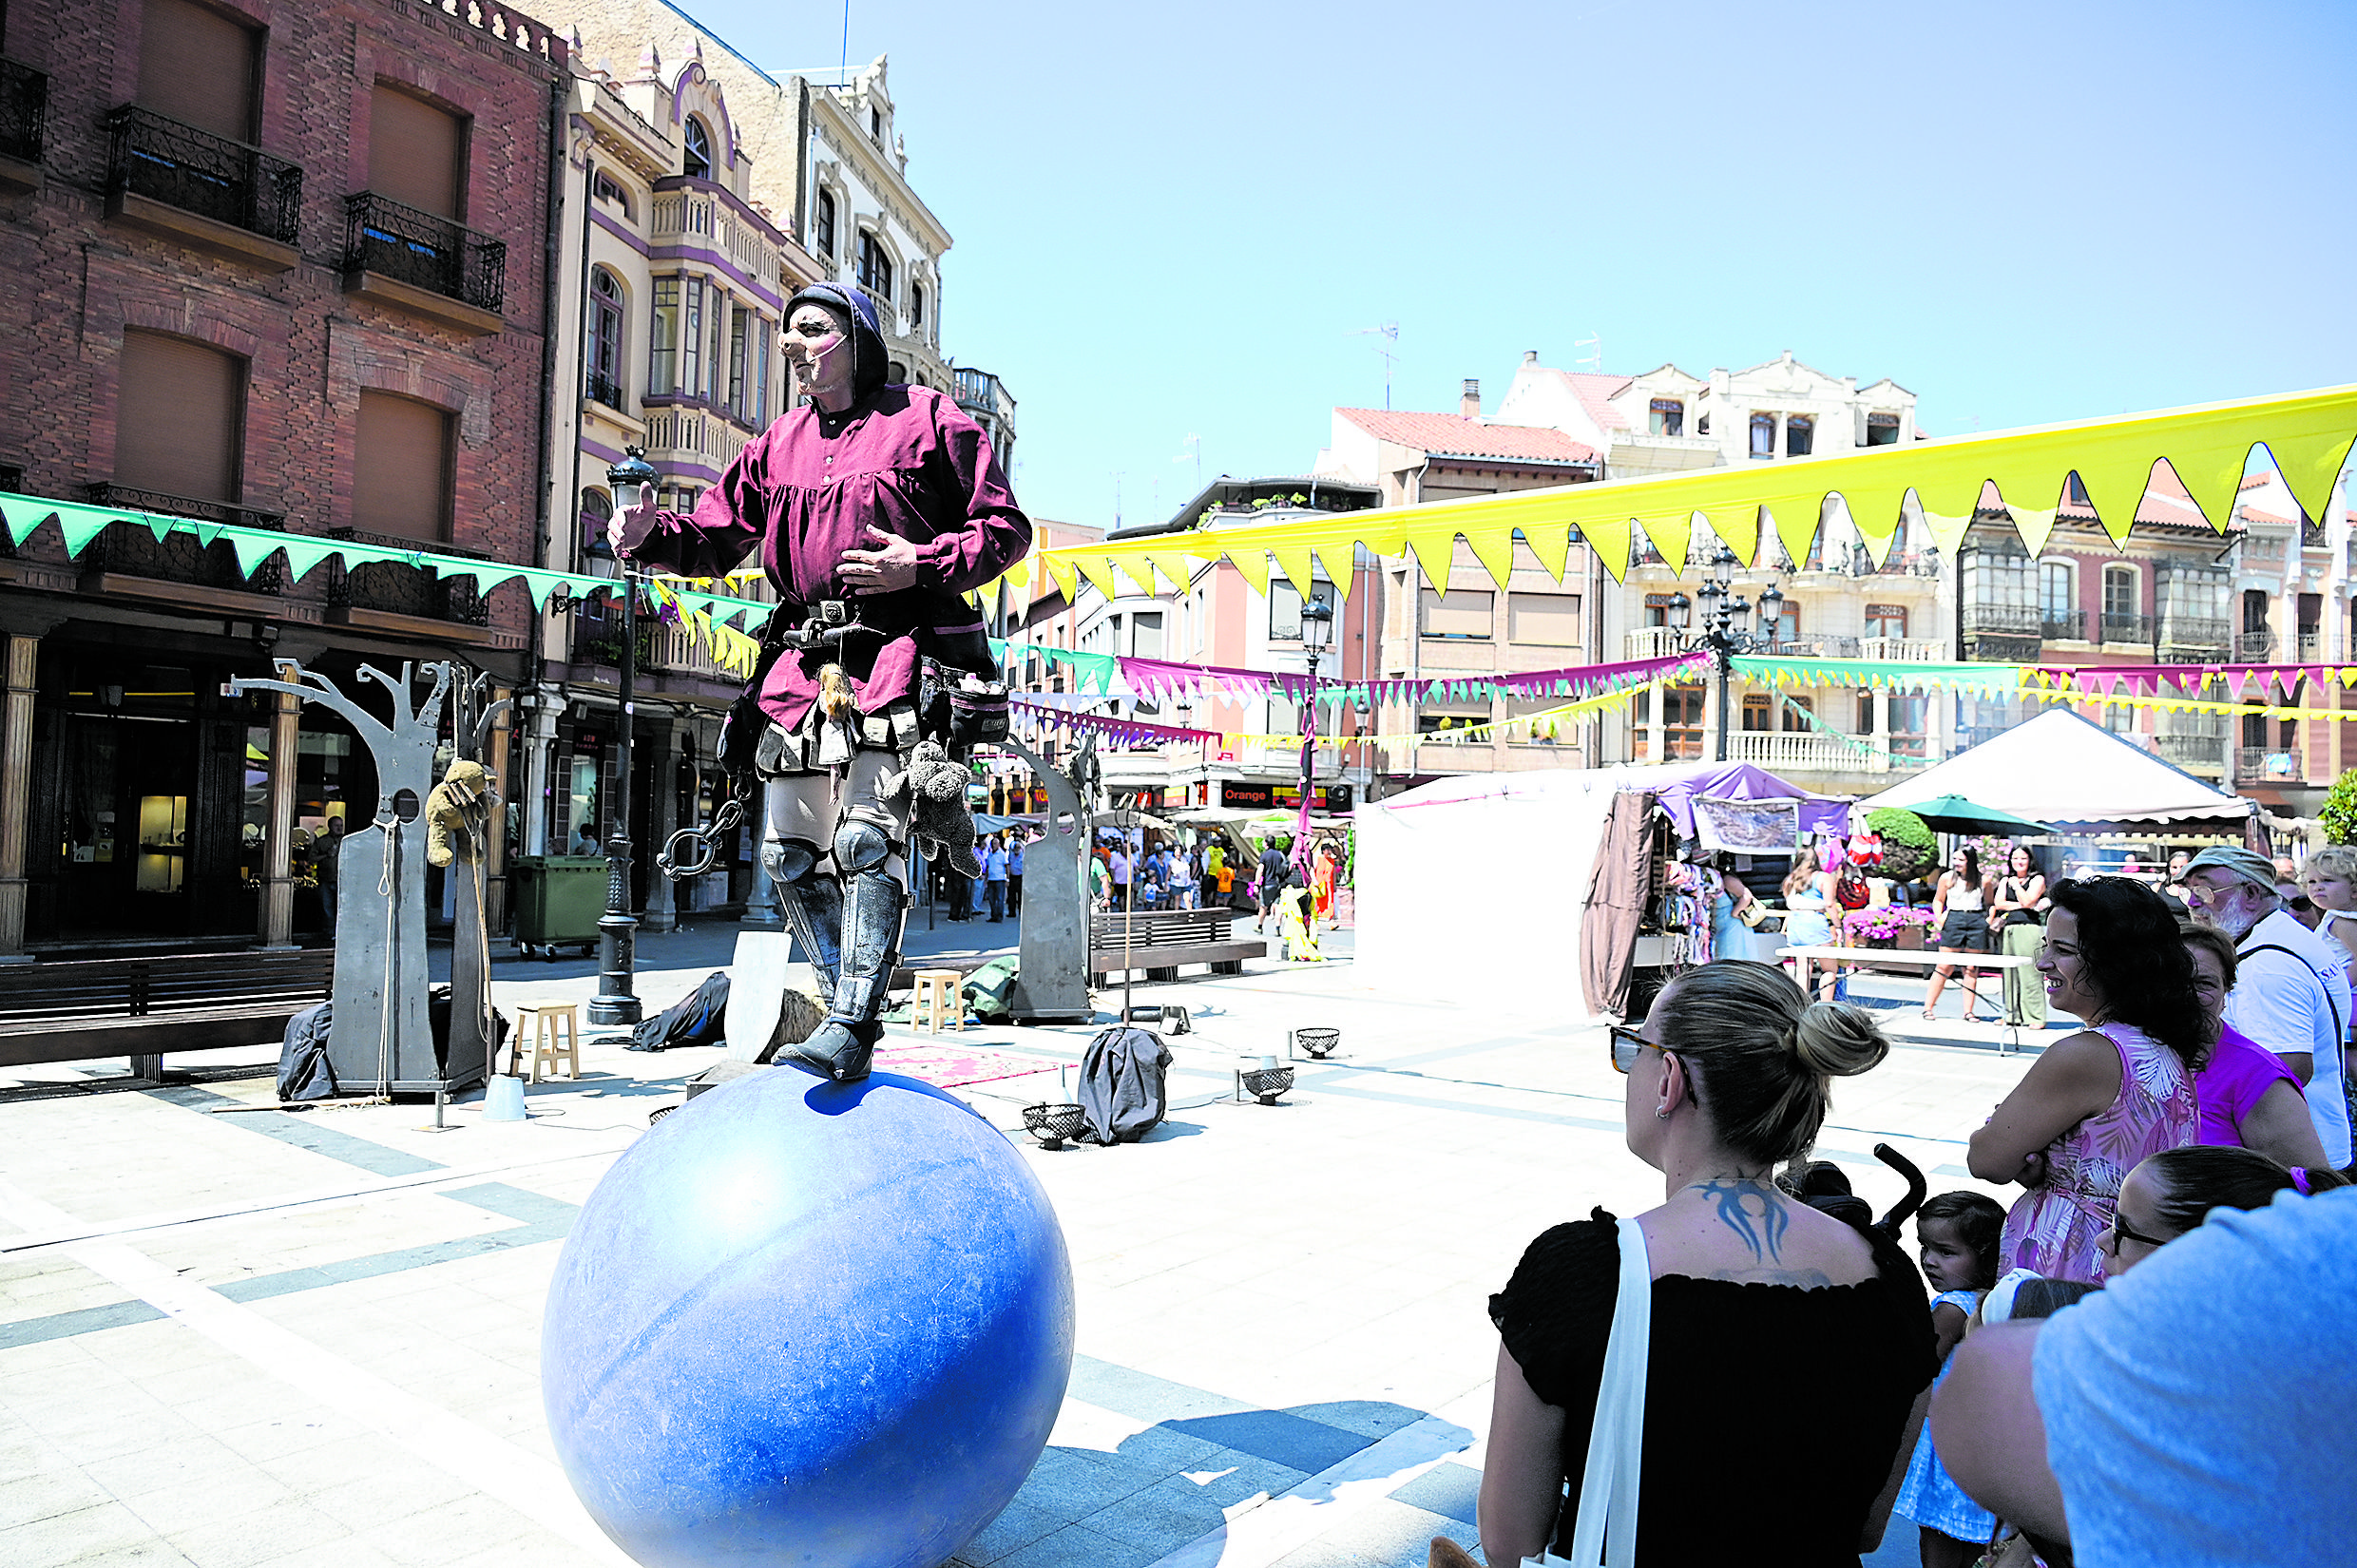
top-left (873, 1040), bottom-right (1064, 1088)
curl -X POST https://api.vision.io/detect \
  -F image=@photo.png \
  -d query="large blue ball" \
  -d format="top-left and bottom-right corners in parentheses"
top-left (542, 1068), bottom-right (1075, 1568)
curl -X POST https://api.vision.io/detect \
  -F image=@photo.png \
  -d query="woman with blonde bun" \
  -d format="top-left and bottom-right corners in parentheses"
top-left (1482, 962), bottom-right (1935, 1566)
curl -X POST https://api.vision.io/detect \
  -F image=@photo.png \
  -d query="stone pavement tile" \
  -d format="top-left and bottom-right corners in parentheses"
top-left (1001, 1444), bottom-right (1166, 1523)
top-left (352, 1490), bottom-right (543, 1567)
top-left (985, 1520), bottom-right (1155, 1568)
top-left (84, 1433), bottom-right (269, 1512)
top-left (1264, 1495), bottom-right (1473, 1568)
top-left (437, 1536), bottom-right (606, 1568)
top-left (1383, 1460), bottom-right (1480, 1526)
top-left (0, 1461), bottom-right (112, 1528)
top-left (161, 1499), bottom-right (353, 1568)
top-left (209, 1411), bottom-right (371, 1466)
top-left (1078, 1469), bottom-right (1255, 1556)
top-left (121, 1462), bottom-right (299, 1536)
top-left (301, 1458), bottom-right (476, 1535)
top-left (952, 1493), bottom-right (1066, 1566)
top-left (14, 1388), bottom-right (203, 1468)
top-left (245, 1539), bottom-right (403, 1568)
top-left (0, 1497), bottom-right (175, 1565)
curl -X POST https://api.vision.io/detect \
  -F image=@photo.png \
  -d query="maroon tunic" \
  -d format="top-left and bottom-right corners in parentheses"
top-left (620, 384), bottom-right (1030, 731)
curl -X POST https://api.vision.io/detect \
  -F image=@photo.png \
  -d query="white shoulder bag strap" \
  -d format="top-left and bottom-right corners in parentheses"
top-left (1562, 1214), bottom-right (1651, 1567)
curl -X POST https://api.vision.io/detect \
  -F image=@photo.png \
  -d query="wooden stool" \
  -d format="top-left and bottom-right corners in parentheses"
top-left (511, 1001), bottom-right (582, 1082)
top-left (910, 970), bottom-right (965, 1034)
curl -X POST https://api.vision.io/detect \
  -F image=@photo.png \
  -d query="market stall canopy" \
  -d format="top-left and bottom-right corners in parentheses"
top-left (1356, 761), bottom-right (1850, 1022)
top-left (1860, 710), bottom-right (2252, 832)
top-left (1898, 794), bottom-right (2056, 837)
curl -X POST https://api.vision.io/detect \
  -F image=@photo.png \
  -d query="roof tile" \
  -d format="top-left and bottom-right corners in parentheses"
top-left (1336, 408), bottom-right (1598, 464)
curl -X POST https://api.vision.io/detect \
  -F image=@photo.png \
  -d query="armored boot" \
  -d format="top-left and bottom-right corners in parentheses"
top-left (785, 810), bottom-right (906, 1084)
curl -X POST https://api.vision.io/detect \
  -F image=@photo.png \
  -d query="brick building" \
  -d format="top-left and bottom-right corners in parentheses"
top-left (0, 0), bottom-right (565, 951)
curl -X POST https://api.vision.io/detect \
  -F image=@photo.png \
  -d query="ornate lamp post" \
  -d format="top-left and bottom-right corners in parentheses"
top-left (1668, 551), bottom-right (1784, 763)
top-left (1292, 593), bottom-right (1334, 870)
top-left (589, 446), bottom-right (656, 1027)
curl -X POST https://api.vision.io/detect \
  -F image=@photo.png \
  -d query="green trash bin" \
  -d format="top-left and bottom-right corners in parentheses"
top-left (512, 855), bottom-right (610, 954)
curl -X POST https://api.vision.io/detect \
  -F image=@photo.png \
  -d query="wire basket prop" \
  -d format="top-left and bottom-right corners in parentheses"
top-left (1234, 1056), bottom-right (1294, 1105)
top-left (1023, 1101), bottom-right (1089, 1150)
top-left (1291, 1027), bottom-right (1339, 1061)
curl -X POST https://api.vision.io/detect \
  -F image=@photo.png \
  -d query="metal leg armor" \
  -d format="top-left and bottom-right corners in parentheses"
top-left (761, 835), bottom-right (841, 1009)
top-left (785, 808), bottom-right (907, 1083)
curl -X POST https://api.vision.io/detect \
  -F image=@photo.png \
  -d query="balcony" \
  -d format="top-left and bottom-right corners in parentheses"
top-left (568, 607), bottom-right (745, 691)
top-left (1856, 638), bottom-right (1945, 662)
top-left (585, 372), bottom-right (624, 411)
top-left (2235, 747), bottom-right (2305, 786)
top-left (649, 178), bottom-right (783, 292)
top-left (953, 368), bottom-right (1015, 427)
top-left (0, 58), bottom-right (45, 194)
top-left (1622, 626), bottom-right (1687, 660)
top-left (103, 105), bottom-right (300, 271)
top-left (75, 485), bottom-right (288, 613)
top-left (1725, 730), bottom-right (1923, 774)
top-left (2157, 616), bottom-right (2231, 660)
top-left (342, 193), bottom-right (506, 335)
top-left (2154, 729), bottom-right (2228, 774)
top-left (2041, 610), bottom-right (2087, 641)
top-left (2297, 630), bottom-right (2325, 661)
top-left (1963, 602), bottom-right (2040, 663)
top-left (322, 528), bottom-right (502, 645)
top-left (2235, 629), bottom-right (2277, 660)
top-left (2098, 613), bottom-right (2155, 646)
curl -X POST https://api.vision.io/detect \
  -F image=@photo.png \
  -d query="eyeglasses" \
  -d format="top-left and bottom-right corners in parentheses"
top-left (2107, 1208), bottom-right (2171, 1250)
top-left (1608, 1023), bottom-right (1657, 1075)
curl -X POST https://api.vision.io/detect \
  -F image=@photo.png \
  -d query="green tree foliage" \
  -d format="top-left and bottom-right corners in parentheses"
top-left (2320, 770), bottom-right (2357, 845)
top-left (1868, 807), bottom-right (1937, 881)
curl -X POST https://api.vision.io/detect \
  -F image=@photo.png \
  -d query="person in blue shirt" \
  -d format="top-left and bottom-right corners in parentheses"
top-left (983, 833), bottom-right (1009, 923)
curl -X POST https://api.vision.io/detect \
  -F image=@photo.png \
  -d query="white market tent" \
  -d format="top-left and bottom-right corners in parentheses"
top-left (1858, 709), bottom-right (2254, 833)
top-left (1355, 761), bottom-right (1846, 1021)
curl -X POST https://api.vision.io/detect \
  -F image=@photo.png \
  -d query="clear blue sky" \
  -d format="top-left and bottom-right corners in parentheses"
top-left (680, 0), bottom-right (2356, 529)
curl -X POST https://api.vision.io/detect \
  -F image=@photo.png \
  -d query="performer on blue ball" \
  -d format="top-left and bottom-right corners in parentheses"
top-left (611, 282), bottom-right (1030, 1082)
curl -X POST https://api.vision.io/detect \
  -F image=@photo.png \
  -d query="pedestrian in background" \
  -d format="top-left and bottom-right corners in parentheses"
top-left (1967, 875), bottom-right (2202, 1283)
top-left (1007, 832), bottom-right (1025, 910)
top-left (1992, 844), bottom-right (2049, 1028)
top-left (983, 832), bottom-right (1008, 924)
top-left (2184, 845), bottom-right (2352, 1168)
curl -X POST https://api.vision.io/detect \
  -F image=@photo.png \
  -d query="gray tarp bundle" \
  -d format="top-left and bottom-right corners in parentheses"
top-left (1076, 1025), bottom-right (1170, 1144)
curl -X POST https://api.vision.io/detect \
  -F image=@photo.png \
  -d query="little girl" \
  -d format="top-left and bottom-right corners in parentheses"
top-left (1895, 1191), bottom-right (2007, 1568)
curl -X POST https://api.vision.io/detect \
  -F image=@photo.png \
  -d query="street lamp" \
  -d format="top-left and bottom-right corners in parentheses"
top-left (1293, 593), bottom-right (1334, 870)
top-left (589, 445), bottom-right (656, 1028)
top-left (1666, 553), bottom-right (1786, 764)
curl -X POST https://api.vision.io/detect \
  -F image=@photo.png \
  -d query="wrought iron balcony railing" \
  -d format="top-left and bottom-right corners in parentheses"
top-left (0, 58), bottom-right (46, 165)
top-left (2234, 629), bottom-right (2276, 660)
top-left (585, 372), bottom-right (624, 410)
top-left (78, 485), bottom-right (287, 594)
top-left (105, 105), bottom-right (299, 242)
top-left (2235, 746), bottom-right (2304, 785)
top-left (1963, 603), bottom-right (2040, 637)
top-left (2098, 613), bottom-right (2155, 645)
top-left (323, 526), bottom-right (491, 627)
top-left (2041, 610), bottom-right (2086, 641)
top-left (344, 192), bottom-right (505, 315)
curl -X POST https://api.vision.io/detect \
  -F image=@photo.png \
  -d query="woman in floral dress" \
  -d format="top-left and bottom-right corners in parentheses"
top-left (1966, 876), bottom-right (2204, 1283)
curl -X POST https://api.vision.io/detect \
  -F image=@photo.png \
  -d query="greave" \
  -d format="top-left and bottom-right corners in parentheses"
top-left (773, 867), bottom-right (843, 1010)
top-left (786, 810), bottom-right (907, 1084)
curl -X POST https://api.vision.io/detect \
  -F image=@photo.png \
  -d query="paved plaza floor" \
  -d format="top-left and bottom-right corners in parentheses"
top-left (1, 920), bottom-right (2036, 1567)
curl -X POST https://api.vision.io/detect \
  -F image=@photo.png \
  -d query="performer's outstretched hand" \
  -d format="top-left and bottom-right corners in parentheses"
top-left (608, 495), bottom-right (659, 559)
top-left (839, 526), bottom-right (919, 593)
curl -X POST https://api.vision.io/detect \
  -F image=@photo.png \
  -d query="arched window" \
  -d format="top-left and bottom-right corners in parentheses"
top-left (1749, 411), bottom-right (1776, 458)
top-left (814, 189), bottom-right (836, 258)
top-left (587, 268), bottom-right (625, 407)
top-left (581, 487), bottom-right (613, 557)
top-left (682, 117), bottom-right (712, 180)
top-left (1784, 413), bottom-right (1813, 456)
top-left (909, 280), bottom-right (925, 330)
top-left (856, 231), bottom-right (893, 307)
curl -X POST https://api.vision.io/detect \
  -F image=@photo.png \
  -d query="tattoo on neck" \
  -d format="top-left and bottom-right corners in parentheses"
top-left (1693, 1178), bottom-right (1788, 1262)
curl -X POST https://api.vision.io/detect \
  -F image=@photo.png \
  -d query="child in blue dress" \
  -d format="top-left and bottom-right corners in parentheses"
top-left (1896, 1191), bottom-right (2007, 1566)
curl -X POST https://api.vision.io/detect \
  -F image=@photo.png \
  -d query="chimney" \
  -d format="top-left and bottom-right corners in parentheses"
top-left (1461, 379), bottom-right (1481, 419)
top-left (1523, 350), bottom-right (1539, 364)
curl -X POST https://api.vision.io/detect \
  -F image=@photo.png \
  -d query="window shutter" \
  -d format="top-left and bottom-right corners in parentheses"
top-left (115, 331), bottom-right (242, 501)
top-left (369, 85), bottom-right (462, 219)
top-left (354, 392), bottom-right (451, 541)
top-left (1507, 593), bottom-right (1581, 647)
top-left (1421, 587), bottom-right (1494, 639)
top-left (139, 0), bottom-right (256, 143)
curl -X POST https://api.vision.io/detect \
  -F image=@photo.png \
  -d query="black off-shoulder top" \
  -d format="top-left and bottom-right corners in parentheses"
top-left (1488, 1208), bottom-right (1935, 1566)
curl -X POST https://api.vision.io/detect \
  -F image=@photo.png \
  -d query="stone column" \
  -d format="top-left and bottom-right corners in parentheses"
top-left (259, 664), bottom-right (300, 947)
top-left (1872, 687), bottom-right (1892, 774)
top-left (0, 634), bottom-right (36, 963)
top-left (485, 686), bottom-right (513, 941)
top-left (642, 717), bottom-right (679, 933)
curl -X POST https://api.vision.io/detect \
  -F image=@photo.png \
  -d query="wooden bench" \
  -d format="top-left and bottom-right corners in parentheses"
top-left (1089, 908), bottom-right (1267, 983)
top-left (0, 949), bottom-right (335, 1079)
